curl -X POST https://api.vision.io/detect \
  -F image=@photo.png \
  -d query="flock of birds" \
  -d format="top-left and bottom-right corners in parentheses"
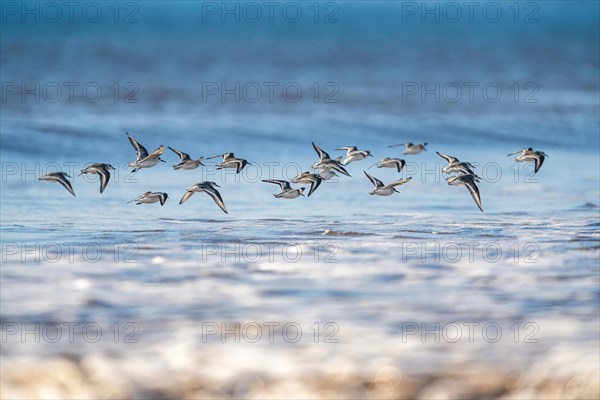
top-left (38, 133), bottom-right (548, 213)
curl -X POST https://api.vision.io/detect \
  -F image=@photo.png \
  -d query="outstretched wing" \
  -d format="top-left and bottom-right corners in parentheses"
top-left (312, 142), bottom-right (330, 160)
top-left (331, 162), bottom-right (350, 177)
top-left (179, 191), bottom-right (195, 205)
top-left (141, 145), bottom-right (164, 161)
top-left (205, 187), bottom-right (228, 214)
top-left (127, 132), bottom-right (149, 160)
top-left (463, 179), bottom-right (483, 212)
top-left (97, 167), bottom-right (111, 193)
top-left (395, 159), bottom-right (406, 172)
top-left (235, 159), bottom-right (248, 174)
top-left (389, 177), bottom-right (412, 188)
top-left (307, 177), bottom-right (322, 197)
top-left (534, 154), bottom-right (545, 173)
top-left (159, 193), bottom-right (167, 206)
top-left (363, 171), bottom-right (384, 188)
top-left (168, 146), bottom-right (190, 162)
top-left (262, 179), bottom-right (291, 190)
top-left (57, 175), bottom-right (76, 196)
top-left (435, 151), bottom-right (455, 163)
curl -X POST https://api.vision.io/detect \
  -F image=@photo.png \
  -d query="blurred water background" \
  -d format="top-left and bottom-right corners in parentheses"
top-left (1, 1), bottom-right (599, 398)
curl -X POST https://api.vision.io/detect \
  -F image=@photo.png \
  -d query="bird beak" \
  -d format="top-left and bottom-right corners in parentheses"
top-left (507, 151), bottom-right (520, 156)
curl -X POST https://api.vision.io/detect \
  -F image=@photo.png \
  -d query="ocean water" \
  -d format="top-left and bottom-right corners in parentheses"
top-left (1, 1), bottom-right (599, 398)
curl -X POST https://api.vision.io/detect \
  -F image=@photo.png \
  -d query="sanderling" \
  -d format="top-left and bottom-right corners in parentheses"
top-left (179, 182), bottom-right (228, 213)
top-left (369, 157), bottom-right (406, 173)
top-left (436, 151), bottom-right (480, 178)
top-left (442, 161), bottom-right (477, 176)
top-left (206, 153), bottom-right (249, 174)
top-left (388, 142), bottom-right (428, 154)
top-left (290, 172), bottom-right (323, 197)
top-left (508, 148), bottom-right (548, 173)
top-left (262, 179), bottom-right (306, 199)
top-left (126, 132), bottom-right (165, 173)
top-left (79, 163), bottom-right (115, 193)
top-left (310, 142), bottom-right (351, 177)
top-left (128, 191), bottom-right (168, 206)
top-left (446, 174), bottom-right (483, 212)
top-left (363, 171), bottom-right (412, 196)
top-left (39, 172), bottom-right (75, 196)
top-left (167, 146), bottom-right (205, 170)
top-left (335, 146), bottom-right (372, 165)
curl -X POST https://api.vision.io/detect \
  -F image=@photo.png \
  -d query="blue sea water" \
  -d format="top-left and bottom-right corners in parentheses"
top-left (1, 1), bottom-right (599, 398)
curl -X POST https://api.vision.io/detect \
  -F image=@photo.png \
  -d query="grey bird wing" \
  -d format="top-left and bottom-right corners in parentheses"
top-left (144, 145), bottom-right (164, 160)
top-left (127, 132), bottom-right (149, 160)
top-left (363, 171), bottom-right (384, 188)
top-left (97, 167), bottom-right (111, 193)
top-left (464, 178), bottom-right (483, 212)
top-left (307, 177), bottom-right (323, 197)
top-left (168, 146), bottom-right (191, 162)
top-left (262, 179), bottom-right (292, 190)
top-left (235, 159), bottom-right (247, 174)
top-left (205, 187), bottom-right (228, 214)
top-left (388, 177), bottom-right (412, 188)
top-left (392, 159), bottom-right (406, 172)
top-left (56, 175), bottom-right (76, 196)
top-left (446, 175), bottom-right (460, 185)
top-left (159, 193), bottom-right (167, 206)
top-left (436, 151), bottom-right (456, 163)
top-left (534, 154), bottom-right (545, 173)
top-left (179, 191), bottom-right (195, 204)
top-left (331, 162), bottom-right (351, 177)
top-left (312, 142), bottom-right (330, 160)
top-left (397, 159), bottom-right (406, 172)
